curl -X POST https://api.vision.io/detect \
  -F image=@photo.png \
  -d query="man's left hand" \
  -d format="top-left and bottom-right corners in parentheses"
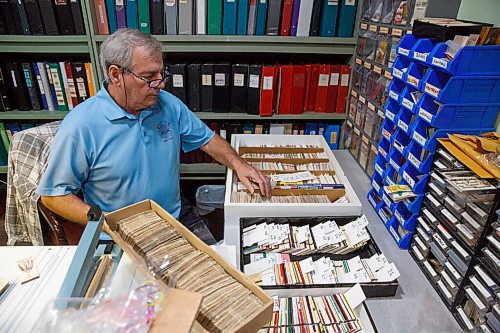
top-left (234, 161), bottom-right (271, 197)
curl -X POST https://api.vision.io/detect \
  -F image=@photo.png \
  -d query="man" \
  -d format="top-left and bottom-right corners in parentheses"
top-left (36, 28), bottom-right (270, 227)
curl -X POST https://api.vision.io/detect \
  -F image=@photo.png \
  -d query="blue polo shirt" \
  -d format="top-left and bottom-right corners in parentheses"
top-left (36, 83), bottom-right (214, 218)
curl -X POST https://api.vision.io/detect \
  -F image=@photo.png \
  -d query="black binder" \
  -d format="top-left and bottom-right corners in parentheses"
top-left (213, 63), bottom-right (230, 113)
top-left (0, 8), bottom-right (7, 34)
top-left (0, 66), bottom-right (13, 111)
top-left (10, 0), bottom-right (31, 35)
top-left (309, 0), bottom-right (322, 36)
top-left (230, 64), bottom-right (248, 113)
top-left (186, 64), bottom-right (201, 112)
top-left (71, 61), bottom-right (90, 102)
top-left (24, 0), bottom-right (44, 35)
top-left (4, 63), bottom-right (31, 111)
top-left (200, 64), bottom-right (214, 112)
top-left (38, 0), bottom-right (58, 35)
top-left (246, 64), bottom-right (261, 115)
top-left (21, 63), bottom-right (42, 110)
top-left (150, 0), bottom-right (163, 34)
top-left (168, 64), bottom-right (187, 104)
top-left (69, 0), bottom-right (85, 34)
top-left (53, 0), bottom-right (75, 35)
top-left (265, 0), bottom-right (282, 35)
top-left (0, 0), bottom-right (18, 34)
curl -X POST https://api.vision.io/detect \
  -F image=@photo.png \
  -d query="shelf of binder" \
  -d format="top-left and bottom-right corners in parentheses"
top-left (94, 35), bottom-right (357, 55)
top-left (193, 112), bottom-right (348, 120)
top-left (0, 110), bottom-right (71, 120)
top-left (0, 35), bottom-right (90, 53)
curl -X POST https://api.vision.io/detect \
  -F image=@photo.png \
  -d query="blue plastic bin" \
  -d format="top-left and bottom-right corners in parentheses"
top-left (405, 141), bottom-right (434, 174)
top-left (387, 217), bottom-right (414, 249)
top-left (394, 203), bottom-right (419, 231)
top-left (405, 61), bottom-right (428, 90)
top-left (377, 202), bottom-right (392, 225)
top-left (396, 107), bottom-right (417, 135)
top-left (373, 153), bottom-right (387, 177)
top-left (422, 68), bottom-right (500, 103)
top-left (399, 161), bottom-right (429, 194)
top-left (388, 148), bottom-right (405, 173)
top-left (400, 85), bottom-right (420, 112)
top-left (382, 165), bottom-right (399, 186)
top-left (428, 43), bottom-right (500, 76)
top-left (416, 94), bottom-right (500, 129)
top-left (392, 56), bottom-right (411, 81)
top-left (391, 129), bottom-right (411, 154)
top-left (368, 189), bottom-right (382, 211)
top-left (396, 34), bottom-right (417, 58)
top-left (384, 99), bottom-right (400, 122)
top-left (410, 38), bottom-right (440, 64)
top-left (388, 79), bottom-right (406, 103)
top-left (380, 118), bottom-right (396, 142)
top-left (381, 188), bottom-right (397, 212)
top-left (377, 137), bottom-right (391, 161)
top-left (370, 172), bottom-right (384, 196)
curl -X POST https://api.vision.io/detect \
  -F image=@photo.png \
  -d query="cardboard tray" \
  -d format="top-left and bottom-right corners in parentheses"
top-left (106, 199), bottom-right (273, 333)
top-left (239, 216), bottom-right (399, 298)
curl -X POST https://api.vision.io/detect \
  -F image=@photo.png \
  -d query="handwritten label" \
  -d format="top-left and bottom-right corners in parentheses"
top-left (413, 131), bottom-right (426, 146)
top-left (364, 61), bottom-right (372, 69)
top-left (372, 180), bottom-right (380, 193)
top-left (382, 129), bottom-right (391, 141)
top-left (398, 47), bottom-right (410, 56)
top-left (383, 193), bottom-right (392, 207)
top-left (393, 68), bottom-right (403, 79)
top-left (361, 23), bottom-right (368, 30)
top-left (432, 57), bottom-right (448, 69)
top-left (395, 210), bottom-right (405, 225)
top-left (403, 171), bottom-right (415, 188)
top-left (359, 95), bottom-right (366, 103)
top-left (398, 120), bottom-right (409, 133)
top-left (419, 108), bottom-right (433, 123)
top-left (262, 76), bottom-right (273, 90)
top-left (355, 57), bottom-right (362, 65)
top-left (369, 195), bottom-right (377, 208)
top-left (407, 75), bottom-right (419, 87)
top-left (354, 127), bottom-right (361, 135)
top-left (402, 98), bottom-right (413, 110)
top-left (408, 152), bottom-right (421, 168)
top-left (390, 158), bottom-right (400, 171)
top-left (425, 83), bottom-right (440, 97)
top-left (270, 171), bottom-right (315, 183)
top-left (389, 90), bottom-right (398, 101)
top-left (394, 141), bottom-right (404, 153)
top-left (368, 102), bottom-right (375, 111)
top-left (390, 227), bottom-right (400, 241)
top-left (369, 24), bottom-right (377, 32)
top-left (351, 90), bottom-right (358, 97)
top-left (378, 110), bottom-right (385, 118)
top-left (249, 74), bottom-right (259, 88)
top-left (375, 164), bottom-right (383, 176)
top-left (414, 52), bottom-right (428, 62)
top-left (330, 73), bottom-right (339, 86)
top-left (233, 73), bottom-right (245, 87)
top-left (373, 66), bottom-right (382, 74)
top-left (378, 146), bottom-right (387, 158)
top-left (392, 28), bottom-right (403, 37)
top-left (379, 27), bottom-right (389, 34)
top-left (215, 73), bottom-right (226, 86)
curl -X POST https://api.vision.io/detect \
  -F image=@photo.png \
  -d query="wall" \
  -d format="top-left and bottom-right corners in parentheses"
top-left (457, 0), bottom-right (500, 25)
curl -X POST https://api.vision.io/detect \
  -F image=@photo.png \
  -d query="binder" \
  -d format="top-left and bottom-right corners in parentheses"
top-left (230, 64), bottom-right (248, 113)
top-left (4, 63), bottom-right (31, 111)
top-left (169, 64), bottom-right (187, 104)
top-left (0, 13), bottom-right (6, 34)
top-left (319, 0), bottom-right (338, 36)
top-left (290, 65), bottom-right (306, 114)
top-left (64, 62), bottom-right (79, 108)
top-left (164, 0), bottom-right (177, 35)
top-left (314, 64), bottom-right (329, 112)
top-left (289, 0), bottom-right (300, 36)
top-left (296, 0), bottom-right (313, 36)
top-left (0, 0), bottom-right (18, 34)
top-left (207, 0), bottom-right (222, 35)
top-left (259, 65), bottom-right (275, 116)
top-left (200, 64), bottom-right (213, 112)
top-left (137, 0), bottom-right (150, 33)
top-left (178, 0), bottom-right (193, 35)
top-left (150, 0), bottom-right (164, 34)
top-left (54, 0), bottom-right (75, 34)
top-left (265, 0), bottom-right (282, 35)
top-left (21, 63), bottom-right (42, 110)
top-left (24, 0), bottom-right (45, 35)
top-left (280, 0), bottom-right (293, 35)
top-left (196, 0), bottom-right (206, 34)
top-left (186, 64), bottom-right (201, 112)
top-left (247, 64), bottom-right (261, 115)
top-left (44, 62), bottom-right (59, 110)
top-left (38, 0), bottom-right (58, 34)
top-left (47, 62), bottom-right (69, 111)
top-left (336, 0), bottom-right (356, 37)
top-left (115, 0), bottom-right (127, 29)
top-left (307, 64), bottom-right (319, 111)
top-left (84, 62), bottom-right (95, 96)
top-left (277, 65), bottom-right (293, 115)
top-left (335, 64), bottom-right (350, 113)
top-left (236, 0), bottom-right (248, 35)
top-left (325, 64), bottom-right (339, 113)
top-left (302, 64), bottom-right (311, 112)
top-left (126, 0), bottom-right (138, 28)
top-left (246, 0), bottom-right (257, 35)
top-left (58, 62), bottom-right (73, 110)
top-left (35, 62), bottom-right (54, 110)
top-left (222, 0), bottom-right (237, 35)
top-left (10, 0), bottom-right (31, 35)
top-left (309, 0), bottom-right (321, 36)
top-left (255, 0), bottom-right (267, 35)
top-left (71, 61), bottom-right (90, 102)
top-left (0, 66), bottom-right (13, 111)
top-left (70, 0), bottom-right (85, 34)
top-left (93, 0), bottom-right (109, 34)
top-left (213, 64), bottom-right (231, 113)
top-left (324, 124), bottom-right (340, 149)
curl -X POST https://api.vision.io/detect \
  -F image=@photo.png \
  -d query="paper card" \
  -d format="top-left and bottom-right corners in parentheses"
top-left (262, 271), bottom-right (277, 286)
top-left (270, 171), bottom-right (316, 183)
top-left (374, 263), bottom-right (400, 282)
top-left (272, 296), bottom-right (280, 311)
top-left (244, 257), bottom-right (274, 275)
top-left (295, 225), bottom-right (310, 244)
top-left (17, 257), bottom-right (39, 284)
top-left (313, 257), bottom-right (329, 273)
top-left (255, 223), bottom-right (269, 245)
top-left (365, 254), bottom-right (385, 272)
top-left (249, 253), bottom-right (266, 262)
top-left (347, 256), bottom-right (364, 272)
top-left (345, 284), bottom-right (366, 309)
top-left (299, 257), bottom-right (315, 274)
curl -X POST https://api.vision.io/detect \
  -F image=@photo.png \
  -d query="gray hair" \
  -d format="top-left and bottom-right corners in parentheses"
top-left (99, 28), bottom-right (162, 81)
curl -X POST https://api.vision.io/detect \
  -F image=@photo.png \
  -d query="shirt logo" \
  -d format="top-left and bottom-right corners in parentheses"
top-left (156, 120), bottom-right (173, 142)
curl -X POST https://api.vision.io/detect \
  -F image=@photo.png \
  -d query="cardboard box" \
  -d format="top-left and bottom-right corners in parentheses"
top-left (106, 199), bottom-right (273, 333)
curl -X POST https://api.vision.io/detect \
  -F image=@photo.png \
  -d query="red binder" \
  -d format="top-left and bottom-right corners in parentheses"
top-left (325, 64), bottom-right (340, 113)
top-left (314, 64), bottom-right (330, 112)
top-left (259, 65), bottom-right (276, 116)
top-left (290, 65), bottom-right (306, 114)
top-left (278, 65), bottom-right (293, 114)
top-left (64, 62), bottom-right (79, 108)
top-left (280, 0), bottom-right (294, 36)
top-left (93, 0), bottom-right (109, 35)
top-left (307, 64), bottom-right (319, 112)
top-left (303, 64), bottom-right (312, 113)
top-left (335, 65), bottom-right (351, 113)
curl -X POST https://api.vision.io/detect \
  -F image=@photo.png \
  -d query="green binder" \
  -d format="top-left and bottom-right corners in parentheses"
top-left (48, 62), bottom-right (69, 112)
top-left (0, 123), bottom-right (10, 164)
top-left (208, 0), bottom-right (223, 35)
top-left (138, 0), bottom-right (150, 34)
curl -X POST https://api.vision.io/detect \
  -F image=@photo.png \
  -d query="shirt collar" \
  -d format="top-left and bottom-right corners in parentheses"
top-left (98, 82), bottom-right (154, 121)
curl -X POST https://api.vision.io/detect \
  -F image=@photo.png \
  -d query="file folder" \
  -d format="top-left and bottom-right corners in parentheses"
top-left (187, 64), bottom-right (201, 112)
top-left (105, 0), bottom-right (117, 33)
top-left (314, 64), bottom-right (330, 112)
top-left (320, 0), bottom-right (338, 36)
top-left (325, 64), bottom-right (339, 113)
top-left (247, 64), bottom-right (261, 115)
top-left (4, 63), bottom-right (31, 110)
top-left (10, 0), bottom-right (31, 34)
top-left (309, 0), bottom-right (321, 36)
top-left (335, 64), bottom-right (350, 113)
top-left (336, 0), bottom-right (357, 37)
top-left (150, 0), bottom-right (164, 34)
top-left (164, 0), bottom-right (177, 35)
top-left (196, 0), bottom-right (207, 34)
top-left (223, 0), bottom-right (237, 35)
top-left (207, 0), bottom-right (222, 34)
top-left (70, 0), bottom-right (85, 34)
top-left (0, 1), bottom-right (18, 34)
top-left (324, 124), bottom-right (340, 149)
top-left (38, 0), bottom-right (58, 34)
top-left (277, 65), bottom-right (293, 115)
top-left (54, 0), bottom-right (75, 34)
top-left (307, 64), bottom-right (319, 111)
top-left (289, 0), bottom-right (300, 36)
top-left (259, 65), bottom-right (276, 116)
top-left (94, 0), bottom-right (109, 34)
top-left (32, 63), bottom-right (49, 110)
top-left (21, 63), bottom-right (41, 110)
top-left (126, 0), bottom-right (138, 28)
top-left (236, 0), bottom-right (249, 35)
top-left (296, 0), bottom-right (313, 36)
top-left (266, 0), bottom-right (282, 35)
top-left (169, 64), bottom-right (187, 104)
top-left (255, 0), bottom-right (267, 35)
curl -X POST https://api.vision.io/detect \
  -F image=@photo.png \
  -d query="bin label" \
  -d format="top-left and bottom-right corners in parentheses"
top-left (398, 47), bottom-right (410, 56)
top-left (372, 180), bottom-right (380, 193)
top-left (432, 57), bottom-right (448, 69)
top-left (419, 108), bottom-right (433, 123)
top-left (389, 90), bottom-right (398, 100)
top-left (403, 171), bottom-right (415, 188)
top-left (395, 210), bottom-right (405, 225)
top-left (390, 227), bottom-right (400, 241)
top-left (383, 193), bottom-right (392, 207)
top-left (408, 152), bottom-right (421, 168)
top-left (394, 141), bottom-right (404, 153)
top-left (382, 129), bottom-right (391, 141)
top-left (425, 83), bottom-right (440, 97)
top-left (375, 164), bottom-right (383, 176)
top-left (386, 109), bottom-right (395, 121)
top-left (414, 52), bottom-right (428, 62)
top-left (390, 158), bottom-right (400, 171)
top-left (402, 98), bottom-right (414, 111)
top-left (393, 68), bottom-right (404, 79)
top-left (413, 131), bottom-right (427, 147)
top-left (378, 146), bottom-right (387, 158)
top-left (398, 119), bottom-right (409, 133)
top-left (369, 195), bottom-right (377, 208)
top-left (407, 75), bottom-right (419, 87)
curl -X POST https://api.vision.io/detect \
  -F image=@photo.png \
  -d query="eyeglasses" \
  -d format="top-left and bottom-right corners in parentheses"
top-left (121, 67), bottom-right (170, 88)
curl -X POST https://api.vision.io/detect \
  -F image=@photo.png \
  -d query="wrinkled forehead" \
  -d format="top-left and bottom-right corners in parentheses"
top-left (130, 46), bottom-right (164, 71)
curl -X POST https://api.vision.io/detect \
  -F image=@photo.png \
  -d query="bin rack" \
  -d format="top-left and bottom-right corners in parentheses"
top-left (416, 94), bottom-right (500, 129)
top-left (422, 68), bottom-right (500, 104)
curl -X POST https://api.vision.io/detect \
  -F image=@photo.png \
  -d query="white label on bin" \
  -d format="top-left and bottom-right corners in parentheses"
top-left (408, 152), bottom-right (421, 168)
top-left (386, 109), bottom-right (395, 121)
top-left (425, 83), bottom-right (440, 97)
top-left (398, 47), bottom-right (410, 56)
top-left (394, 141), bottom-right (404, 153)
top-left (390, 158), bottom-right (400, 171)
top-left (414, 52), bottom-right (428, 62)
top-left (432, 57), bottom-right (448, 69)
top-left (382, 129), bottom-right (391, 141)
top-left (403, 171), bottom-right (415, 188)
top-left (369, 195), bottom-right (377, 208)
top-left (372, 180), bottom-right (380, 193)
top-left (398, 119), bottom-right (409, 133)
top-left (395, 210), bottom-right (405, 225)
top-left (375, 164), bottom-right (383, 176)
top-left (383, 194), bottom-right (392, 207)
top-left (389, 90), bottom-right (398, 100)
top-left (390, 227), bottom-right (400, 241)
top-left (378, 146), bottom-right (387, 158)
top-left (359, 95), bottom-right (366, 103)
top-left (402, 98), bottom-right (414, 110)
top-left (412, 246), bottom-right (424, 261)
top-left (419, 108), bottom-right (433, 123)
top-left (407, 75), bottom-right (419, 87)
top-left (413, 131), bottom-right (427, 146)
top-left (393, 68), bottom-right (404, 79)
top-left (368, 102), bottom-right (375, 111)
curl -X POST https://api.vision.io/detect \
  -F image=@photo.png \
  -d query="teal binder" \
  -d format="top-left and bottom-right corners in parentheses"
top-left (126, 0), bottom-right (138, 29)
top-left (237, 0), bottom-right (249, 35)
top-left (319, 0), bottom-right (338, 37)
top-left (208, 0), bottom-right (223, 34)
top-left (223, 0), bottom-right (238, 35)
top-left (138, 0), bottom-right (150, 33)
top-left (255, 0), bottom-right (268, 35)
top-left (337, 0), bottom-right (357, 37)
top-left (105, 0), bottom-right (117, 33)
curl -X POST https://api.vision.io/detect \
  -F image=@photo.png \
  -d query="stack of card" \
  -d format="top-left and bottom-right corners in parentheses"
top-left (248, 161), bottom-right (334, 171)
top-left (117, 210), bottom-right (264, 332)
top-left (231, 192), bottom-right (331, 204)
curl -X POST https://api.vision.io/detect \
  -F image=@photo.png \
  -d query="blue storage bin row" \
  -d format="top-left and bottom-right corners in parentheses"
top-left (396, 34), bottom-right (500, 76)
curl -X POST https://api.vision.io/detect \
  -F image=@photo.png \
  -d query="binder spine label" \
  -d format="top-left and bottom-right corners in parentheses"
top-left (215, 73), bottom-right (225, 86)
top-left (249, 74), bottom-right (259, 88)
top-left (234, 73), bottom-right (244, 86)
top-left (202, 74), bottom-right (212, 86)
top-left (263, 76), bottom-right (273, 90)
top-left (173, 74), bottom-right (184, 87)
